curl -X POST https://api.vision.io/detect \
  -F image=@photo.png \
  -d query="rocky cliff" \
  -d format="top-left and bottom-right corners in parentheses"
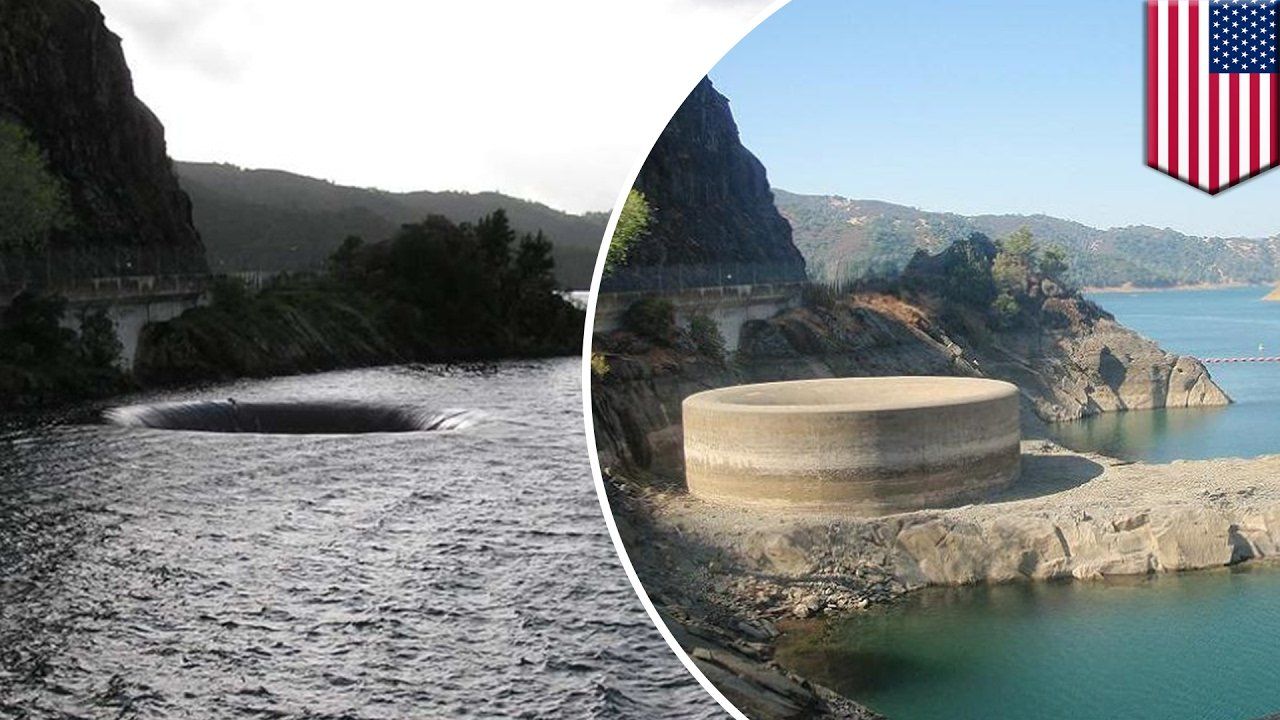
top-left (0, 0), bottom-right (206, 277)
top-left (605, 77), bottom-right (806, 289)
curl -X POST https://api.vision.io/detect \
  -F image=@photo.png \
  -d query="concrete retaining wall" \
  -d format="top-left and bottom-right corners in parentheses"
top-left (61, 293), bottom-right (205, 371)
top-left (682, 377), bottom-right (1021, 515)
top-left (594, 283), bottom-right (803, 350)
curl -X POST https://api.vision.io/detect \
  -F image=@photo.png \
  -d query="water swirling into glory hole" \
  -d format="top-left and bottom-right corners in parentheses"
top-left (103, 400), bottom-right (478, 434)
top-left (0, 363), bottom-right (717, 716)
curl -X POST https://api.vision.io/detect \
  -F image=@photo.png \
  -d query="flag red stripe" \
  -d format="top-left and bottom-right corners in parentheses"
top-left (1210, 71), bottom-right (1220, 192)
top-left (1168, 3), bottom-right (1180, 178)
top-left (1251, 73), bottom-right (1261, 175)
top-left (1230, 74), bottom-right (1241, 186)
top-left (1189, 0), bottom-right (1199, 186)
top-left (1147, 1), bottom-right (1159, 168)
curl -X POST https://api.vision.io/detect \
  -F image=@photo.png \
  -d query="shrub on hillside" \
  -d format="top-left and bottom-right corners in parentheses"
top-left (77, 310), bottom-right (123, 369)
top-left (991, 292), bottom-right (1022, 329)
top-left (0, 292), bottom-right (129, 408)
top-left (621, 296), bottom-right (677, 345)
top-left (801, 283), bottom-right (841, 310)
top-left (688, 313), bottom-right (727, 362)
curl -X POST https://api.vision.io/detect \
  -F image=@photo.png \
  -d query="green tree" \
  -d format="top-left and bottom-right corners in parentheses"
top-left (0, 292), bottom-right (74, 363)
top-left (992, 252), bottom-right (1027, 295)
top-left (328, 235), bottom-right (365, 280)
top-left (77, 310), bottom-right (123, 369)
top-left (0, 120), bottom-right (69, 252)
top-left (688, 313), bottom-right (727, 362)
top-left (1001, 226), bottom-right (1037, 263)
top-left (621, 296), bottom-right (676, 345)
top-left (607, 189), bottom-right (650, 273)
top-left (210, 276), bottom-right (252, 313)
top-left (475, 208), bottom-right (516, 272)
top-left (514, 230), bottom-right (556, 291)
top-left (1039, 244), bottom-right (1069, 281)
top-left (991, 292), bottom-right (1021, 328)
top-left (993, 227), bottom-right (1037, 296)
top-left (939, 235), bottom-right (997, 307)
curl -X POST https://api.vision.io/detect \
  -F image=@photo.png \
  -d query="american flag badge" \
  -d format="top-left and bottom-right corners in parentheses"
top-left (1147, 0), bottom-right (1278, 193)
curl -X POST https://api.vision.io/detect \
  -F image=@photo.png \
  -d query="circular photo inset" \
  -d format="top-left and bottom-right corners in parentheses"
top-left (585, 1), bottom-right (1280, 718)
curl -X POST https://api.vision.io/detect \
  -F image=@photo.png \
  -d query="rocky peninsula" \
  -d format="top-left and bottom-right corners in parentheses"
top-left (608, 433), bottom-right (1280, 718)
top-left (592, 76), bottom-right (1240, 719)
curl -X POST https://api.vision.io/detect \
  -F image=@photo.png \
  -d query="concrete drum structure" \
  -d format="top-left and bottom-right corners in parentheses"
top-left (682, 376), bottom-right (1021, 514)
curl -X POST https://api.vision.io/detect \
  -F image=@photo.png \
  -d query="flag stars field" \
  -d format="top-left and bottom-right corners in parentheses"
top-left (1148, 0), bottom-right (1279, 193)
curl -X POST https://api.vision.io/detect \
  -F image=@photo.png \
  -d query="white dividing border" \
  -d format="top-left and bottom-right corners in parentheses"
top-left (579, 2), bottom-right (794, 718)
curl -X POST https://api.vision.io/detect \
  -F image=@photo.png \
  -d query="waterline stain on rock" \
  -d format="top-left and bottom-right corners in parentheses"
top-left (103, 400), bottom-right (477, 434)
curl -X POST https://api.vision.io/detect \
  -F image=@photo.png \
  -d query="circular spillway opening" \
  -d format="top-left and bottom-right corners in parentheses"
top-left (682, 376), bottom-right (1021, 514)
top-left (103, 400), bottom-right (472, 435)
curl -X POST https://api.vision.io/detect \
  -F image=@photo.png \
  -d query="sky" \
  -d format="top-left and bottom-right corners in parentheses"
top-left (94, 0), bottom-right (779, 215)
top-left (710, 0), bottom-right (1280, 238)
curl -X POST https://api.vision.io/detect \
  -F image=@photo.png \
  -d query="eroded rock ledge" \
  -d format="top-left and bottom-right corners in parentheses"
top-left (611, 443), bottom-right (1280, 718)
top-left (638, 443), bottom-right (1280, 621)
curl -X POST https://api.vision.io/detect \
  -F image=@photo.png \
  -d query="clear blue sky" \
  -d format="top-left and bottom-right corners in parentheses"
top-left (709, 0), bottom-right (1280, 238)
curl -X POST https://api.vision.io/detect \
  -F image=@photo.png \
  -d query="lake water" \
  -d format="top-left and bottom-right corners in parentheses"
top-left (777, 285), bottom-right (1280, 720)
top-left (0, 361), bottom-right (718, 718)
top-left (1050, 285), bottom-right (1280, 462)
top-left (777, 565), bottom-right (1280, 720)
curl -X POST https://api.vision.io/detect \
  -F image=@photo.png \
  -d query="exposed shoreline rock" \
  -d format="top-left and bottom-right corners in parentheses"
top-left (609, 440), bottom-right (1280, 718)
top-left (608, 474), bottom-right (884, 720)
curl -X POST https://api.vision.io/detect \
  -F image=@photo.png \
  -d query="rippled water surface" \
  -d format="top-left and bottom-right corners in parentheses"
top-left (779, 566), bottom-right (1280, 720)
top-left (0, 360), bottom-right (715, 718)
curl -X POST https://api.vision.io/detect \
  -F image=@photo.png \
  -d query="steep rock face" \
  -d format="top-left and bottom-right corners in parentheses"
top-left (0, 0), bottom-right (205, 276)
top-left (606, 77), bottom-right (806, 287)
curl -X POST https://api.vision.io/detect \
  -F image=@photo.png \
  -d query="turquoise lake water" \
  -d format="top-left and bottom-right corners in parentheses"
top-left (781, 286), bottom-right (1280, 719)
top-left (780, 566), bottom-right (1280, 720)
top-left (1050, 285), bottom-right (1280, 462)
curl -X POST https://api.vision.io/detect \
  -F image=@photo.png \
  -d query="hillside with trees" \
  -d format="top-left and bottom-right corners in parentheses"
top-left (176, 162), bottom-right (607, 289)
top-left (136, 210), bottom-right (583, 385)
top-left (776, 190), bottom-right (1280, 288)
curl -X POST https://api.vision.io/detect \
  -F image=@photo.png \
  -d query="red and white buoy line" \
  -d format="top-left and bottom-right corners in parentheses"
top-left (1199, 356), bottom-right (1280, 364)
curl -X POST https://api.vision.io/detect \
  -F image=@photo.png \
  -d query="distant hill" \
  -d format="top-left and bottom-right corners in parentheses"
top-left (775, 190), bottom-right (1280, 288)
top-left (176, 162), bottom-right (607, 289)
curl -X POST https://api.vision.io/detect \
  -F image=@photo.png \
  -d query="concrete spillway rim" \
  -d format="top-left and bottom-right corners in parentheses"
top-left (682, 376), bottom-right (1020, 415)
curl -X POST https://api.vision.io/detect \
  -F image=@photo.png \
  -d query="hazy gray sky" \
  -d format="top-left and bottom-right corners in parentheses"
top-left (95, 0), bottom-right (779, 215)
